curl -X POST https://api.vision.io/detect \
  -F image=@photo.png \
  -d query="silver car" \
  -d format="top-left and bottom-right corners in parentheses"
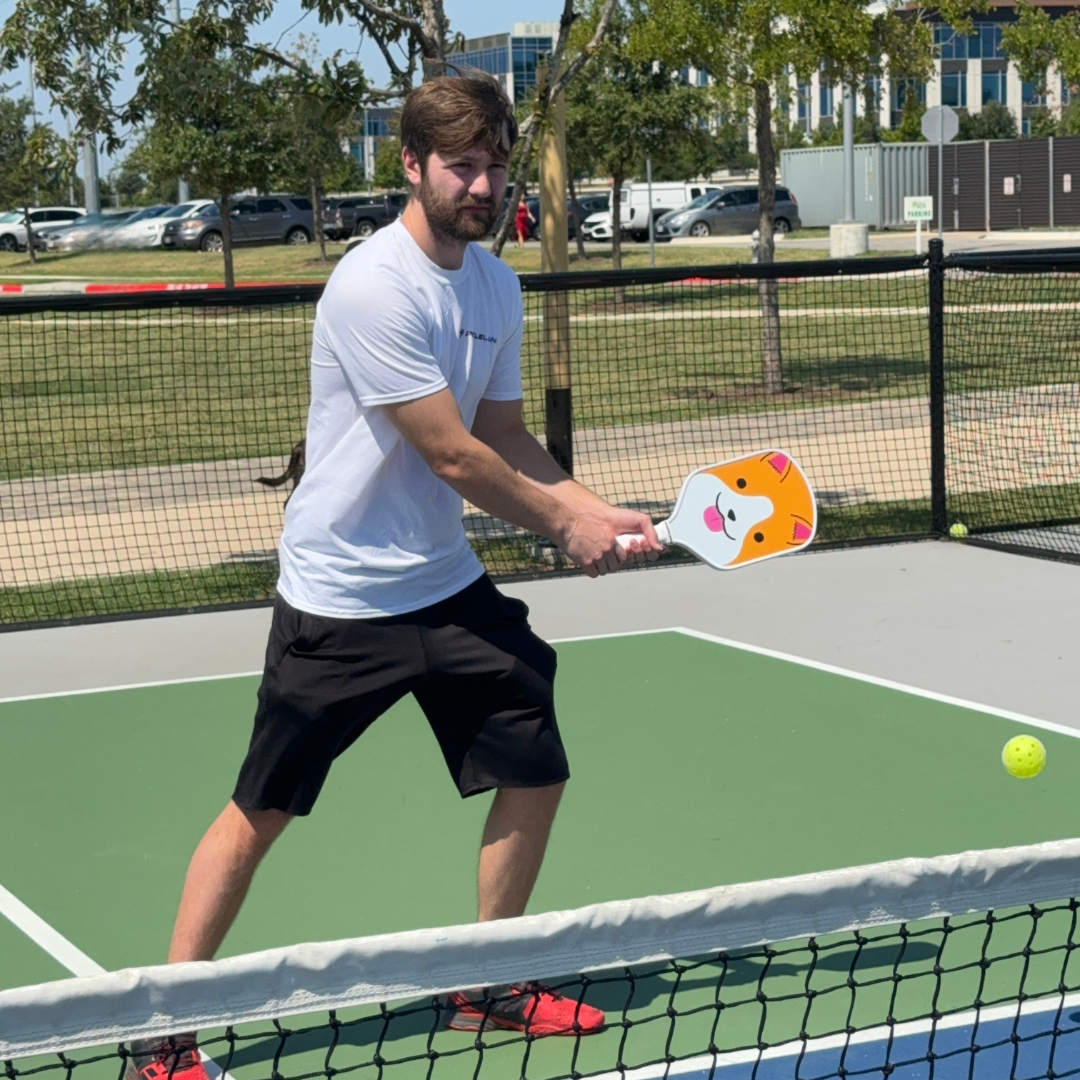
top-left (43, 211), bottom-right (138, 252)
top-left (655, 187), bottom-right (802, 238)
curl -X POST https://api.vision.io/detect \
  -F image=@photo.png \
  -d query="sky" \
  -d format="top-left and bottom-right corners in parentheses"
top-left (0, 0), bottom-right (564, 181)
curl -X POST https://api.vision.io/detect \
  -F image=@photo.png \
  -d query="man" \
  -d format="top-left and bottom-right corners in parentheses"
top-left (128, 75), bottom-right (661, 1080)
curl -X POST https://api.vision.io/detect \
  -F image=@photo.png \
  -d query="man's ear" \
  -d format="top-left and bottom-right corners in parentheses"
top-left (402, 144), bottom-right (423, 189)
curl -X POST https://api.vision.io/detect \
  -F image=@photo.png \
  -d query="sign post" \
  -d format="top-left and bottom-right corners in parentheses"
top-left (921, 105), bottom-right (959, 239)
top-left (904, 195), bottom-right (934, 254)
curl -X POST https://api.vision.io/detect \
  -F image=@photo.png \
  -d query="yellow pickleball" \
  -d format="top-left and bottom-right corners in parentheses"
top-left (1002, 735), bottom-right (1046, 779)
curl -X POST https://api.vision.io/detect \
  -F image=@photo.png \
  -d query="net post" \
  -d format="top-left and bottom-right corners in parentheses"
top-left (928, 237), bottom-right (947, 535)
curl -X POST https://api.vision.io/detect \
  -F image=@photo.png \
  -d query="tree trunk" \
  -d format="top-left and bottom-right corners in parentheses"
top-left (311, 175), bottom-right (327, 262)
top-left (569, 175), bottom-right (587, 262)
top-left (610, 167), bottom-right (624, 271)
top-left (22, 207), bottom-right (36, 265)
top-left (754, 79), bottom-right (782, 395)
top-left (220, 189), bottom-right (235, 290)
top-left (492, 117), bottom-right (543, 257)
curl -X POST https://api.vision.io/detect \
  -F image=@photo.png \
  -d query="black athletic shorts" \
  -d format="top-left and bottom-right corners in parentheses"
top-left (232, 575), bottom-right (568, 815)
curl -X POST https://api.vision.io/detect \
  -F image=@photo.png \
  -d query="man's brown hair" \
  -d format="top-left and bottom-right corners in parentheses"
top-left (400, 75), bottom-right (518, 170)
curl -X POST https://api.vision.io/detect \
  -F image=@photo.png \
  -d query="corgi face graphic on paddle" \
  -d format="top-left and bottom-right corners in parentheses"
top-left (617, 450), bottom-right (817, 570)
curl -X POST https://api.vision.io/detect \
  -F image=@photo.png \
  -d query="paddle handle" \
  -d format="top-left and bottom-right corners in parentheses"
top-left (615, 520), bottom-right (672, 551)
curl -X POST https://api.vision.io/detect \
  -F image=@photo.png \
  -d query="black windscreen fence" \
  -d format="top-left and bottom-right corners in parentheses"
top-left (2, 243), bottom-right (1078, 629)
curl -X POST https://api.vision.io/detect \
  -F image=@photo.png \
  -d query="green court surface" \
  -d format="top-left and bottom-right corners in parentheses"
top-left (2, 628), bottom-right (1079, 1000)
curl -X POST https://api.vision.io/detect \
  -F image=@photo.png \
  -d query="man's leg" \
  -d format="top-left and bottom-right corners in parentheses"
top-left (168, 801), bottom-right (292, 963)
top-left (477, 783), bottom-right (564, 921)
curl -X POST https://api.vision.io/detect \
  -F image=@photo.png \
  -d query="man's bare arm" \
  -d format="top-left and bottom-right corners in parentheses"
top-left (383, 390), bottom-right (660, 577)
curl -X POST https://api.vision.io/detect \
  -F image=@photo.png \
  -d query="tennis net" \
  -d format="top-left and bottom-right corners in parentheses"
top-left (4, 839), bottom-right (1080, 1080)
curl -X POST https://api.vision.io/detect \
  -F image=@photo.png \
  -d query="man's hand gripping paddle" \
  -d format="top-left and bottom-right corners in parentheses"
top-left (617, 450), bottom-right (817, 570)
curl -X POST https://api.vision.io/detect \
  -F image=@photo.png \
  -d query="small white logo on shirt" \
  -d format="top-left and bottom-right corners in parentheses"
top-left (460, 328), bottom-right (498, 344)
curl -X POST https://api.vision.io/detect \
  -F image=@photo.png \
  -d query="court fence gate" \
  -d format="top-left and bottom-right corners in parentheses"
top-left (2, 239), bottom-right (1079, 630)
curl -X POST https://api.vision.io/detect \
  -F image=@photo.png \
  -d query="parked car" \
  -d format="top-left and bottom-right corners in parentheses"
top-left (162, 195), bottom-right (315, 252)
top-left (323, 193), bottom-right (407, 241)
top-left (582, 182), bottom-right (722, 241)
top-left (101, 204), bottom-right (174, 249)
top-left (654, 186), bottom-right (801, 238)
top-left (0, 206), bottom-right (86, 251)
top-left (43, 210), bottom-right (138, 252)
top-left (120, 199), bottom-right (218, 249)
top-left (523, 192), bottom-right (610, 240)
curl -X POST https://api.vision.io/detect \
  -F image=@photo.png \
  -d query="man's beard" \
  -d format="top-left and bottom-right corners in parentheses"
top-left (418, 175), bottom-right (498, 242)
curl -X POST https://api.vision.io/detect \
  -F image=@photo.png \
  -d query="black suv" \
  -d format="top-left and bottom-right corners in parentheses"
top-left (323, 193), bottom-right (408, 241)
top-left (162, 195), bottom-right (315, 251)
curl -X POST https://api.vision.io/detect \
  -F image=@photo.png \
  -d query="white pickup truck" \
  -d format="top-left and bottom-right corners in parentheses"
top-left (581, 182), bottom-right (722, 241)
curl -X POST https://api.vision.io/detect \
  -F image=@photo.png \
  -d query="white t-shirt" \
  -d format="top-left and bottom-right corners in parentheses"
top-left (276, 220), bottom-right (524, 618)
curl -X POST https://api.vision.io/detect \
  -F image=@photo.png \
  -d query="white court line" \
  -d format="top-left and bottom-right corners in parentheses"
top-left (1, 625), bottom-right (1073, 743)
top-left (0, 883), bottom-right (104, 977)
top-left (0, 670), bottom-right (262, 706)
top-left (0, 882), bottom-right (234, 1077)
top-left (670, 626), bottom-right (1080, 740)
top-left (0, 630), bottom-right (655, 706)
top-left (603, 990), bottom-right (1080, 1080)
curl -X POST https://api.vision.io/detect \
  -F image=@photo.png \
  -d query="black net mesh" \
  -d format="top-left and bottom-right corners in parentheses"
top-left (4, 900), bottom-right (1080, 1080)
top-left (3, 248), bottom-right (1079, 630)
top-left (942, 252), bottom-right (1080, 564)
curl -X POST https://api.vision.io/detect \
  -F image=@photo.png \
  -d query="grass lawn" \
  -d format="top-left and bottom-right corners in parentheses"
top-left (0, 238), bottom-right (882, 286)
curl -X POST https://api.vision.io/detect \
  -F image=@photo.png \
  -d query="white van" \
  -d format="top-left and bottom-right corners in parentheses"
top-left (582, 182), bottom-right (722, 241)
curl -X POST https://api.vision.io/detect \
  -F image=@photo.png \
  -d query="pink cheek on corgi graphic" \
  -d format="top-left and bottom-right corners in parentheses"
top-left (703, 505), bottom-right (725, 532)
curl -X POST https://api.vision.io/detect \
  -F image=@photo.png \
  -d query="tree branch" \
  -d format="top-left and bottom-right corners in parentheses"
top-left (355, 7), bottom-right (407, 81)
top-left (491, 0), bottom-right (616, 256)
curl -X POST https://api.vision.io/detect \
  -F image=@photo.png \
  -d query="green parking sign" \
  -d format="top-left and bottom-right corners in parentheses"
top-left (904, 196), bottom-right (934, 222)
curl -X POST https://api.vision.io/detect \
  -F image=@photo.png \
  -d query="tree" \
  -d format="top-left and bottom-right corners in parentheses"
top-left (958, 99), bottom-right (1017, 140)
top-left (562, 1), bottom-right (716, 270)
top-left (374, 135), bottom-right (406, 189)
top-left (880, 86), bottom-right (926, 142)
top-left (136, 23), bottom-right (286, 288)
top-left (632, 0), bottom-right (953, 394)
top-left (1, 0), bottom-right (615, 268)
top-left (271, 37), bottom-right (365, 261)
top-left (1002, 0), bottom-right (1080, 110)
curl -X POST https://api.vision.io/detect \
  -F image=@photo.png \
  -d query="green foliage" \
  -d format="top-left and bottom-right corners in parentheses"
top-left (373, 136), bottom-right (406, 190)
top-left (565, 0), bottom-right (716, 266)
top-left (1001, 0), bottom-right (1080, 93)
top-left (958, 100), bottom-right (1018, 140)
top-left (1026, 106), bottom-right (1058, 138)
top-left (880, 90), bottom-right (926, 142)
top-left (1060, 99), bottom-right (1080, 136)
top-left (0, 91), bottom-right (79, 208)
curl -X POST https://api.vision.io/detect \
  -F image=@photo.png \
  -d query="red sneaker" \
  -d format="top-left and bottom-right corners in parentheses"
top-left (444, 982), bottom-right (605, 1036)
top-left (125, 1035), bottom-right (211, 1080)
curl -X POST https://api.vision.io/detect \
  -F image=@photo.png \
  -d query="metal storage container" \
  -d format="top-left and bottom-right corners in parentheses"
top-left (779, 143), bottom-right (928, 228)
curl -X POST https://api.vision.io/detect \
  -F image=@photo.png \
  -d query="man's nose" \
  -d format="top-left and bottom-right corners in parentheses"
top-left (470, 171), bottom-right (494, 201)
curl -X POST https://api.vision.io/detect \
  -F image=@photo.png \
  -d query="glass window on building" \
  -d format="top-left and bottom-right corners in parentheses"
top-left (511, 36), bottom-right (553, 100)
top-left (819, 81), bottom-right (834, 119)
top-left (1022, 81), bottom-right (1046, 106)
top-left (797, 81), bottom-right (812, 130)
top-left (982, 70), bottom-right (1007, 105)
top-left (935, 25), bottom-right (968, 59)
top-left (941, 71), bottom-right (967, 108)
top-left (456, 45), bottom-right (510, 77)
top-left (865, 76), bottom-right (882, 115)
top-left (977, 23), bottom-right (1005, 59)
top-left (890, 78), bottom-right (925, 129)
top-left (1063, 75), bottom-right (1073, 106)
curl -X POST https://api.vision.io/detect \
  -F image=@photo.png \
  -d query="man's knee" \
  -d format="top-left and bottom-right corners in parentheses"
top-left (219, 800), bottom-right (293, 857)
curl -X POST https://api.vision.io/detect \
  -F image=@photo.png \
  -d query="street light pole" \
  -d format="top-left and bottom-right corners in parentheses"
top-left (170, 0), bottom-right (190, 202)
top-left (842, 83), bottom-right (855, 222)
